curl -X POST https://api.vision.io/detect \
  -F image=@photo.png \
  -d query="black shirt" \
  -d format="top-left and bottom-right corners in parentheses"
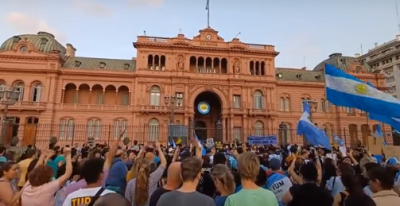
top-left (197, 171), bottom-right (216, 197)
top-left (149, 187), bottom-right (172, 206)
top-left (288, 183), bottom-right (333, 206)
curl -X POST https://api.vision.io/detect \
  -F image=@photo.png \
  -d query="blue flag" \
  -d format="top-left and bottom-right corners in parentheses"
top-left (297, 107), bottom-right (331, 149)
top-left (194, 131), bottom-right (206, 155)
top-left (325, 64), bottom-right (400, 118)
top-left (373, 124), bottom-right (387, 146)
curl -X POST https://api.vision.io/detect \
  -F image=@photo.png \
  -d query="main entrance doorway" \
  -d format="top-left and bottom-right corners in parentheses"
top-left (194, 91), bottom-right (223, 142)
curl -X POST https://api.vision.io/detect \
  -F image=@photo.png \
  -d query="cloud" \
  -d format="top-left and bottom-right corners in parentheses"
top-left (4, 12), bottom-right (66, 42)
top-left (70, 0), bottom-right (113, 17)
top-left (126, 0), bottom-right (163, 7)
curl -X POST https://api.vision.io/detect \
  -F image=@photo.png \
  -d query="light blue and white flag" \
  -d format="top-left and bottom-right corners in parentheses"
top-left (373, 124), bottom-right (387, 146)
top-left (364, 82), bottom-right (400, 132)
top-left (194, 131), bottom-right (207, 155)
top-left (297, 101), bottom-right (331, 149)
top-left (325, 64), bottom-right (400, 118)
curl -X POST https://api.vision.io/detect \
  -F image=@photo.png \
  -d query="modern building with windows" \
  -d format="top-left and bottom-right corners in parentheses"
top-left (358, 34), bottom-right (400, 98)
top-left (0, 28), bottom-right (390, 147)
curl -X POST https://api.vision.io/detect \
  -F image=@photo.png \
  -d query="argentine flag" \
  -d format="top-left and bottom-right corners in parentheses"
top-left (364, 82), bottom-right (400, 132)
top-left (325, 64), bottom-right (400, 118)
top-left (194, 132), bottom-right (207, 155)
top-left (373, 124), bottom-right (387, 146)
top-left (297, 101), bottom-right (331, 149)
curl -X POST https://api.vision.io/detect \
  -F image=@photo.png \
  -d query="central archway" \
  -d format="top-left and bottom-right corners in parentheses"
top-left (193, 91), bottom-right (223, 142)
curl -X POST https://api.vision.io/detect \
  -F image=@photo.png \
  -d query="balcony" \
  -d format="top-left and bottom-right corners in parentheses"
top-left (248, 108), bottom-right (269, 116)
top-left (231, 108), bottom-right (246, 114)
top-left (139, 105), bottom-right (185, 114)
top-left (0, 101), bottom-right (47, 111)
top-left (57, 104), bottom-right (133, 111)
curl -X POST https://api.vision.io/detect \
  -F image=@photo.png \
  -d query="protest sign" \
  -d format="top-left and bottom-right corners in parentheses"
top-left (247, 135), bottom-right (277, 145)
top-left (382, 146), bottom-right (400, 159)
top-left (367, 136), bottom-right (383, 155)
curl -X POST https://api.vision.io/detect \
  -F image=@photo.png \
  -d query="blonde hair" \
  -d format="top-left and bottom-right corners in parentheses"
top-left (127, 160), bottom-right (141, 181)
top-left (211, 164), bottom-right (236, 194)
top-left (134, 158), bottom-right (151, 206)
top-left (237, 152), bottom-right (260, 181)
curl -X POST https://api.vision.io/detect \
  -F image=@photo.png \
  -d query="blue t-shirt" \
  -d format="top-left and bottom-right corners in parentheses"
top-left (0, 156), bottom-right (7, 162)
top-left (215, 196), bottom-right (228, 206)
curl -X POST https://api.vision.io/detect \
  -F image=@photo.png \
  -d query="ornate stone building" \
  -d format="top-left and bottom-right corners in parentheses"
top-left (0, 28), bottom-right (391, 146)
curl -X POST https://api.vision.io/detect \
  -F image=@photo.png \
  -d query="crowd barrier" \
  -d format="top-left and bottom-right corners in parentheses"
top-left (0, 123), bottom-right (395, 149)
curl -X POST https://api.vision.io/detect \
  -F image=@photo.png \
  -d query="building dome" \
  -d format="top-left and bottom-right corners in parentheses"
top-left (313, 53), bottom-right (359, 71)
top-left (0, 31), bottom-right (66, 55)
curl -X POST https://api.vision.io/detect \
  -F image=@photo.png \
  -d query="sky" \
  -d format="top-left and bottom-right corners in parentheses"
top-left (0, 0), bottom-right (398, 69)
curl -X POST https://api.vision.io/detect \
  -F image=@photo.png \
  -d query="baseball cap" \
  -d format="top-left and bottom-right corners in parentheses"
top-left (269, 158), bottom-right (281, 170)
top-left (386, 157), bottom-right (399, 166)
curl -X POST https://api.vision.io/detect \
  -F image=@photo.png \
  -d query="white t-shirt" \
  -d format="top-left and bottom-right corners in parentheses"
top-left (62, 187), bottom-right (115, 206)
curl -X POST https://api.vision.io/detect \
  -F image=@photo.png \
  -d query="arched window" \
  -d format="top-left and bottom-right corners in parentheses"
top-left (87, 119), bottom-right (101, 139)
top-left (321, 99), bottom-right (326, 112)
top-left (114, 119), bottom-right (128, 139)
top-left (0, 83), bottom-right (5, 91)
top-left (254, 121), bottom-right (264, 136)
top-left (279, 123), bottom-right (291, 145)
top-left (59, 119), bottom-right (75, 140)
top-left (13, 82), bottom-right (24, 101)
top-left (148, 119), bottom-right (159, 141)
top-left (31, 83), bottom-right (42, 102)
top-left (279, 97), bottom-right (284, 111)
top-left (253, 90), bottom-right (264, 109)
top-left (327, 102), bottom-right (332, 112)
top-left (284, 98), bottom-right (290, 111)
top-left (280, 97), bottom-right (290, 111)
top-left (349, 124), bottom-right (358, 146)
top-left (149, 86), bottom-right (161, 106)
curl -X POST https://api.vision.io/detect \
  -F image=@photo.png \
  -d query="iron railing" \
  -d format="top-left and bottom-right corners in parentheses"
top-left (0, 123), bottom-right (396, 149)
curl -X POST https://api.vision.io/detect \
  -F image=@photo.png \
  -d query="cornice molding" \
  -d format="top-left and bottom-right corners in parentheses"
top-left (276, 81), bottom-right (325, 88)
top-left (134, 43), bottom-right (279, 56)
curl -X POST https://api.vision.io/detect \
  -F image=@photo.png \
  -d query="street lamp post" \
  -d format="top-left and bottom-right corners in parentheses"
top-left (164, 95), bottom-right (183, 124)
top-left (0, 87), bottom-right (20, 144)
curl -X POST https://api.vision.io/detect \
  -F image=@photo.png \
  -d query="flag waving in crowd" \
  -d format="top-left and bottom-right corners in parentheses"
top-left (297, 101), bottom-right (331, 149)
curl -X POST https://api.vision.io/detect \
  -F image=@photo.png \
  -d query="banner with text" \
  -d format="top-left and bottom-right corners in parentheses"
top-left (247, 135), bottom-right (277, 145)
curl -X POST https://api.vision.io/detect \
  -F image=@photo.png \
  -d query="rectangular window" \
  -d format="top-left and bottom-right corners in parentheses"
top-left (175, 92), bottom-right (184, 106)
top-left (114, 120), bottom-right (127, 139)
top-left (150, 93), bottom-right (160, 106)
top-left (233, 127), bottom-right (242, 141)
top-left (254, 96), bottom-right (263, 109)
top-left (59, 120), bottom-right (66, 139)
top-left (32, 86), bottom-right (42, 102)
top-left (121, 93), bottom-right (129, 105)
top-left (94, 120), bottom-right (101, 139)
top-left (284, 99), bottom-right (290, 111)
top-left (97, 93), bottom-right (104, 104)
top-left (67, 120), bottom-right (75, 140)
top-left (72, 93), bottom-right (79, 104)
top-left (233, 95), bottom-right (241, 108)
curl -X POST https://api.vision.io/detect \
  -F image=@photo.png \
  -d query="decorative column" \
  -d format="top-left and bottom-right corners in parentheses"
top-left (60, 88), bottom-right (65, 104)
top-left (89, 89), bottom-right (92, 104)
top-left (74, 88), bottom-right (79, 104)
top-left (221, 117), bottom-right (226, 142)
top-left (229, 114), bottom-right (234, 142)
top-left (115, 90), bottom-right (119, 105)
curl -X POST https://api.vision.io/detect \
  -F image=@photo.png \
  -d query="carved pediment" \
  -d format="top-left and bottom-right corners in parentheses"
top-left (193, 27), bottom-right (225, 42)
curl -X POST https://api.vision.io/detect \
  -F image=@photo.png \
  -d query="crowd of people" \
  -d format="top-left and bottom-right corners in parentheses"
top-left (0, 135), bottom-right (399, 206)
